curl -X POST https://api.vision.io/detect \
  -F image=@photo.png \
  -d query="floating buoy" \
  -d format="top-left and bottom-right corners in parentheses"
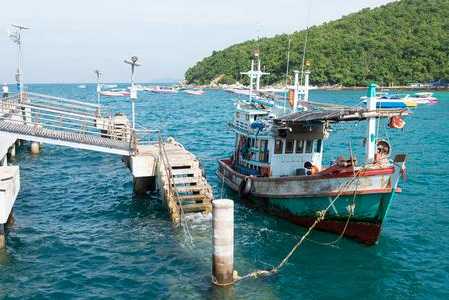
top-left (388, 116), bottom-right (405, 129)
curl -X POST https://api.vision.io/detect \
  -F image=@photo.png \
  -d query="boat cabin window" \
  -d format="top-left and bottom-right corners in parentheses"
top-left (285, 140), bottom-right (294, 154)
top-left (275, 139), bottom-right (283, 154)
top-left (315, 139), bottom-right (322, 153)
top-left (295, 140), bottom-right (304, 154)
top-left (305, 140), bottom-right (313, 153)
top-left (246, 115), bottom-right (250, 121)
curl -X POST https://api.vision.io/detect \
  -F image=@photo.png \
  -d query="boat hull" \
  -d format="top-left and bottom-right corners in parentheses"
top-left (217, 159), bottom-right (403, 245)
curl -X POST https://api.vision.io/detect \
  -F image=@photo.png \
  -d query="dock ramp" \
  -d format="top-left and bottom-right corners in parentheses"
top-left (158, 138), bottom-right (213, 223)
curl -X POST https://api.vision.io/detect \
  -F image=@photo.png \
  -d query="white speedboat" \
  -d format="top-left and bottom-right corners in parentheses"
top-left (144, 86), bottom-right (178, 94)
top-left (184, 89), bottom-right (205, 96)
top-left (100, 89), bottom-right (130, 97)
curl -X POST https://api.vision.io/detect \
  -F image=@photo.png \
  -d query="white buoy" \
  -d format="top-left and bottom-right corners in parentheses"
top-left (212, 199), bottom-right (234, 286)
top-left (30, 141), bottom-right (40, 154)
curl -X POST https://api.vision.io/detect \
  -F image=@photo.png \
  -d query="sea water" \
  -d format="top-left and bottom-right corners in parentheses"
top-left (0, 85), bottom-right (448, 299)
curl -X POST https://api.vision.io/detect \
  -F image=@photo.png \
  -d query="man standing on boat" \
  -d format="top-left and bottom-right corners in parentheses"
top-left (2, 83), bottom-right (9, 98)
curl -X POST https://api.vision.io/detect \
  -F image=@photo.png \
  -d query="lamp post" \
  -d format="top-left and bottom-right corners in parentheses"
top-left (124, 56), bottom-right (141, 130)
top-left (8, 24), bottom-right (30, 102)
top-left (94, 69), bottom-right (102, 105)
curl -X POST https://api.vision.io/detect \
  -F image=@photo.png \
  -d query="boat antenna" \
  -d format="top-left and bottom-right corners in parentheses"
top-left (299, 1), bottom-right (312, 89)
top-left (8, 24), bottom-right (30, 103)
top-left (284, 36), bottom-right (292, 112)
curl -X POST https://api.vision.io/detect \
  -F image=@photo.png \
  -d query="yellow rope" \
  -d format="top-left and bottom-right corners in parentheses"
top-left (233, 169), bottom-right (364, 283)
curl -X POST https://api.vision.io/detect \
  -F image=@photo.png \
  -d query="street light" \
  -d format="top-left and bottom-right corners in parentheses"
top-left (8, 24), bottom-right (30, 102)
top-left (124, 56), bottom-right (141, 130)
top-left (94, 69), bottom-right (102, 105)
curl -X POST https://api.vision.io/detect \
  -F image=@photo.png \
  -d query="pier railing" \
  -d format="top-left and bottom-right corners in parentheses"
top-left (0, 92), bottom-right (158, 155)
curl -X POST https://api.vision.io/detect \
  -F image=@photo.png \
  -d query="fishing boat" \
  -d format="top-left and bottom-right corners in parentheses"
top-left (99, 89), bottom-right (130, 97)
top-left (217, 64), bottom-right (408, 245)
top-left (184, 89), bottom-right (205, 96)
top-left (145, 86), bottom-right (178, 94)
top-left (406, 92), bottom-right (438, 104)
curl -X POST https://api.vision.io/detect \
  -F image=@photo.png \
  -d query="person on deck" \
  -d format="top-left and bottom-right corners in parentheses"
top-left (2, 83), bottom-right (8, 98)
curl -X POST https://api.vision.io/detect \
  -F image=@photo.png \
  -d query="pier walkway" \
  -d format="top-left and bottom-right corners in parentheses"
top-left (0, 92), bottom-right (155, 156)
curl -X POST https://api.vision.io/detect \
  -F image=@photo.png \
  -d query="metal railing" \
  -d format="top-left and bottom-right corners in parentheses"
top-left (0, 92), bottom-right (159, 154)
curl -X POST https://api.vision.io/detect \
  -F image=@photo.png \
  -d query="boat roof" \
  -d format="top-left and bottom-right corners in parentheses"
top-left (274, 107), bottom-right (408, 125)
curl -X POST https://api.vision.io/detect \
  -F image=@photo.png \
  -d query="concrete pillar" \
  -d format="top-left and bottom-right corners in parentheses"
top-left (0, 155), bottom-right (7, 166)
top-left (133, 177), bottom-right (155, 195)
top-left (0, 224), bottom-right (5, 250)
top-left (30, 142), bottom-right (40, 154)
top-left (212, 199), bottom-right (234, 286)
top-left (6, 209), bottom-right (14, 226)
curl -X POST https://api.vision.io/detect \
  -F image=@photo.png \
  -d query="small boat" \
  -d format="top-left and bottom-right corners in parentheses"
top-left (361, 93), bottom-right (416, 109)
top-left (406, 92), bottom-right (438, 104)
top-left (99, 89), bottom-right (130, 97)
top-left (144, 86), bottom-right (178, 94)
top-left (78, 84), bottom-right (87, 89)
top-left (103, 84), bottom-right (118, 89)
top-left (184, 89), bottom-right (205, 96)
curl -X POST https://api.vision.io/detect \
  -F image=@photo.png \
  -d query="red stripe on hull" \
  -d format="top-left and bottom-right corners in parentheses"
top-left (275, 211), bottom-right (381, 245)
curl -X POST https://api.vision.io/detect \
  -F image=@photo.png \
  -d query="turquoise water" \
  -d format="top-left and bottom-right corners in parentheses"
top-left (1, 85), bottom-right (448, 299)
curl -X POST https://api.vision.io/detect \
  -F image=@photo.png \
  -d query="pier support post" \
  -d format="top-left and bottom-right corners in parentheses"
top-left (30, 142), bottom-right (40, 154)
top-left (0, 224), bottom-right (5, 250)
top-left (133, 177), bottom-right (155, 195)
top-left (212, 199), bottom-right (234, 286)
top-left (8, 145), bottom-right (16, 159)
top-left (6, 209), bottom-right (14, 226)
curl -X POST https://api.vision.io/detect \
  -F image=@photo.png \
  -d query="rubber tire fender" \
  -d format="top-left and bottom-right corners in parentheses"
top-left (239, 176), bottom-right (253, 197)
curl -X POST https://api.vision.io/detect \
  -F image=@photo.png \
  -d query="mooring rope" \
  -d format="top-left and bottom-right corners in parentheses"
top-left (233, 169), bottom-right (364, 283)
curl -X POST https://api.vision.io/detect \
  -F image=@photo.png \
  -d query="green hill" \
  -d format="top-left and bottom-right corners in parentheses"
top-left (185, 0), bottom-right (449, 86)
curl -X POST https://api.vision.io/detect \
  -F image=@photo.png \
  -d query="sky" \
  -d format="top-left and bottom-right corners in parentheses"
top-left (0, 0), bottom-right (393, 83)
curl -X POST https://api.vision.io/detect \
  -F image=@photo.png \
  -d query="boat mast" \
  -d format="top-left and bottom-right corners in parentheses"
top-left (292, 70), bottom-right (299, 111)
top-left (366, 83), bottom-right (378, 163)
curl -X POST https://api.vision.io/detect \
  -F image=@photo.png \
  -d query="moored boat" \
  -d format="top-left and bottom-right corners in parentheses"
top-left (145, 86), bottom-right (178, 94)
top-left (184, 89), bottom-right (205, 96)
top-left (217, 68), bottom-right (408, 245)
top-left (406, 92), bottom-right (438, 104)
top-left (99, 89), bottom-right (130, 97)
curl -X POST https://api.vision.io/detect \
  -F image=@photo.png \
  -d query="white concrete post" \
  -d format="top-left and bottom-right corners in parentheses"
top-left (30, 141), bottom-right (40, 154)
top-left (212, 199), bottom-right (234, 286)
top-left (366, 84), bottom-right (377, 163)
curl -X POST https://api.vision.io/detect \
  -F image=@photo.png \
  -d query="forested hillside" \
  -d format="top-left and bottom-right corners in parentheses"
top-left (185, 0), bottom-right (449, 86)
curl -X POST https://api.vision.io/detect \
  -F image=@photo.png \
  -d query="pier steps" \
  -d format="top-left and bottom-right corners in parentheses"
top-left (158, 139), bottom-right (213, 223)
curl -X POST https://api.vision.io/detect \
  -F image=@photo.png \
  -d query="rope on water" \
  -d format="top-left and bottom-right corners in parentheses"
top-left (233, 169), bottom-right (364, 283)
